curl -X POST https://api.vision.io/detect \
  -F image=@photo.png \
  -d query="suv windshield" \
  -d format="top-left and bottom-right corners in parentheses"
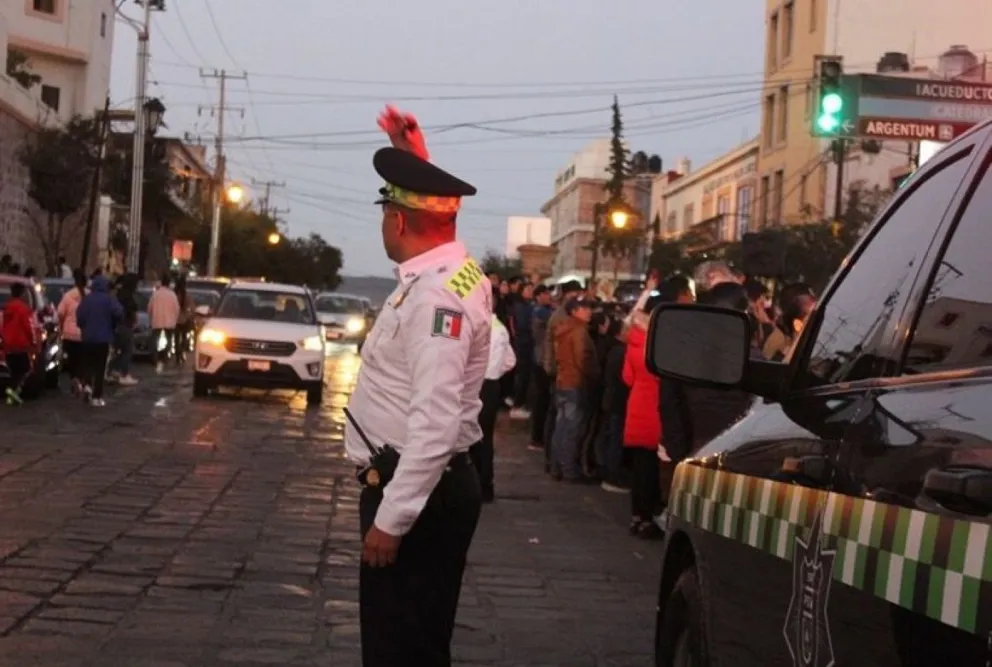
top-left (314, 294), bottom-right (365, 314)
top-left (187, 289), bottom-right (220, 310)
top-left (215, 289), bottom-right (315, 324)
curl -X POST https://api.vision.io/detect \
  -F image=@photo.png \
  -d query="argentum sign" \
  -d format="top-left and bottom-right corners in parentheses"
top-left (833, 73), bottom-right (992, 141)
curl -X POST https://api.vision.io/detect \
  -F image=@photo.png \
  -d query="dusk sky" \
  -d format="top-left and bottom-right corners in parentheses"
top-left (110, 0), bottom-right (764, 277)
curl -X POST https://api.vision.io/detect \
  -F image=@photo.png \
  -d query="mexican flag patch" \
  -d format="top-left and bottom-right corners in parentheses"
top-left (432, 307), bottom-right (464, 339)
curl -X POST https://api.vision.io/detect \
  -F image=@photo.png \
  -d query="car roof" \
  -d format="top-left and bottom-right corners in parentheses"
top-left (226, 281), bottom-right (308, 295)
top-left (42, 277), bottom-right (73, 284)
top-left (0, 274), bottom-right (32, 285)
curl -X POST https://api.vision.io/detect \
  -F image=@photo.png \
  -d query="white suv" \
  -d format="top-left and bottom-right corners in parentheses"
top-left (192, 281), bottom-right (325, 405)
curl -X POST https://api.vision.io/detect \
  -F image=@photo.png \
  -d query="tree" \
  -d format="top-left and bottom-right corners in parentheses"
top-left (19, 116), bottom-right (100, 273)
top-left (480, 251), bottom-right (522, 280)
top-left (6, 51), bottom-right (41, 90)
top-left (598, 96), bottom-right (640, 268)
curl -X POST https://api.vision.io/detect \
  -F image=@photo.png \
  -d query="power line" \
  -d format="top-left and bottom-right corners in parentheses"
top-left (202, 0), bottom-right (240, 66)
top-left (147, 46), bottom-right (992, 88)
top-left (172, 0), bottom-right (211, 65)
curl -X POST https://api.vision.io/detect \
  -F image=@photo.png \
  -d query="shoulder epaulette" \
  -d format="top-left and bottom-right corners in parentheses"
top-left (444, 258), bottom-right (484, 300)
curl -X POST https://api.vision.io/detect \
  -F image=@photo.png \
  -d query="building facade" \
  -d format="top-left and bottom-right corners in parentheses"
top-left (651, 139), bottom-right (760, 250)
top-left (3, 0), bottom-right (115, 121)
top-left (757, 0), bottom-right (992, 226)
top-left (0, 0), bottom-right (116, 270)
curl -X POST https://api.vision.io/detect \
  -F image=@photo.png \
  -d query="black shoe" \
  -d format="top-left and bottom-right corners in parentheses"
top-left (637, 521), bottom-right (664, 540)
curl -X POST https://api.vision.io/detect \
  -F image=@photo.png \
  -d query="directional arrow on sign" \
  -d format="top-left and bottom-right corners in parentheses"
top-left (841, 119), bottom-right (856, 134)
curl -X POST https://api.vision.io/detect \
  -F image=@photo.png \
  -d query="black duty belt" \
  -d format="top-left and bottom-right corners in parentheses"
top-left (354, 451), bottom-right (472, 488)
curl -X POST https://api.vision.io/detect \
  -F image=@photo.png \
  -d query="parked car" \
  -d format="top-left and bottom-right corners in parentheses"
top-left (42, 277), bottom-right (75, 308)
top-left (192, 281), bottom-right (324, 405)
top-left (314, 292), bottom-right (372, 349)
top-left (0, 275), bottom-right (61, 396)
top-left (646, 123), bottom-right (992, 666)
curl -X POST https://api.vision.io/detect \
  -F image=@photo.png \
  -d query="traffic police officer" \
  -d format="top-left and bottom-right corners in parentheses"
top-left (344, 105), bottom-right (492, 667)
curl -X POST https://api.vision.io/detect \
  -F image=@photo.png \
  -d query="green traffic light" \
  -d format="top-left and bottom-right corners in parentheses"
top-left (822, 92), bottom-right (843, 114)
top-left (817, 114), bottom-right (839, 132)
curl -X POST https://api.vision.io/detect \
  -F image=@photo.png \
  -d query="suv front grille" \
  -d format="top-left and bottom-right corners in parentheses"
top-left (225, 338), bottom-right (296, 357)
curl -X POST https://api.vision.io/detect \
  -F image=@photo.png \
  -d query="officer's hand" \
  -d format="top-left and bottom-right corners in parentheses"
top-left (377, 105), bottom-right (429, 161)
top-left (363, 524), bottom-right (401, 567)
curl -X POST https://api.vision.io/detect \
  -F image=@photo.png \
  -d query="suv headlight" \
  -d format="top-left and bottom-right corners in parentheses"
top-left (199, 328), bottom-right (226, 346)
top-left (302, 335), bottom-right (325, 351)
top-left (345, 317), bottom-right (365, 333)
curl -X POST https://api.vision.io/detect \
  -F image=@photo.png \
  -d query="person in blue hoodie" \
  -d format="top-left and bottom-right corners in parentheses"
top-left (75, 275), bottom-right (123, 406)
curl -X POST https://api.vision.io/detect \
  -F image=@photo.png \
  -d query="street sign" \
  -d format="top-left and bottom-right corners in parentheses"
top-left (172, 240), bottom-right (193, 262)
top-left (820, 73), bottom-right (992, 142)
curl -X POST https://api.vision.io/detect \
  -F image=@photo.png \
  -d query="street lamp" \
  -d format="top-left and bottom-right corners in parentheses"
top-left (589, 200), bottom-right (639, 284)
top-left (267, 232), bottom-right (281, 245)
top-left (127, 96), bottom-right (167, 276)
top-left (225, 183), bottom-right (245, 204)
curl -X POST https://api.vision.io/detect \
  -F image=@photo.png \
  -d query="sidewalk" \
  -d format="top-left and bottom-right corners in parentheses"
top-left (450, 415), bottom-right (663, 665)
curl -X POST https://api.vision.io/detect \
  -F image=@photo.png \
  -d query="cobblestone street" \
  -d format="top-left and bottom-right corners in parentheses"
top-left (0, 352), bottom-right (661, 666)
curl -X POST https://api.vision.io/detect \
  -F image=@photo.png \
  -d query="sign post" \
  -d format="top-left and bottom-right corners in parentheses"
top-left (811, 73), bottom-right (992, 142)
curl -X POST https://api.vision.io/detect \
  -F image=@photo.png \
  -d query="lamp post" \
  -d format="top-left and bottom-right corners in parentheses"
top-left (126, 96), bottom-right (165, 275)
top-left (589, 200), bottom-right (637, 285)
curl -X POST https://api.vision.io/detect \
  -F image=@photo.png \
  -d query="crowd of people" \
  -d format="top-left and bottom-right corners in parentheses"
top-left (2, 267), bottom-right (195, 407)
top-left (484, 261), bottom-right (818, 539)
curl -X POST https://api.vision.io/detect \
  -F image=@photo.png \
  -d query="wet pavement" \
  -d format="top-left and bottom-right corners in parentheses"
top-left (0, 350), bottom-right (661, 666)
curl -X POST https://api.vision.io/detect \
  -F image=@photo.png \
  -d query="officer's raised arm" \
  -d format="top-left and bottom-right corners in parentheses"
top-left (374, 286), bottom-right (474, 536)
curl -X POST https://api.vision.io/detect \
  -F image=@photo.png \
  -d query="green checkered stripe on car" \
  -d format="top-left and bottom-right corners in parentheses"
top-left (669, 463), bottom-right (992, 635)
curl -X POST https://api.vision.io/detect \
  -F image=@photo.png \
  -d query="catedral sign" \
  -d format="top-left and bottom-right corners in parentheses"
top-left (839, 74), bottom-right (992, 142)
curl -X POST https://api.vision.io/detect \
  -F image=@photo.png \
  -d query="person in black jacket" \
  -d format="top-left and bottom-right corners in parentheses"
top-left (108, 273), bottom-right (140, 384)
top-left (594, 315), bottom-right (628, 491)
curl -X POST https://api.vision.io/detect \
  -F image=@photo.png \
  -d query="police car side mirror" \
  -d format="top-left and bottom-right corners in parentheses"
top-left (646, 304), bottom-right (750, 388)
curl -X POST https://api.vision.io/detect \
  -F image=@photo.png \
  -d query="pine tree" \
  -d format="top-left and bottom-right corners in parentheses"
top-left (604, 96), bottom-right (630, 201)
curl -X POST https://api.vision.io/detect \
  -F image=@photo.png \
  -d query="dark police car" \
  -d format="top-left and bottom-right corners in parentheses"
top-left (648, 122), bottom-right (992, 666)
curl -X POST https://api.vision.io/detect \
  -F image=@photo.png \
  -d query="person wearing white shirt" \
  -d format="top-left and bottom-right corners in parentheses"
top-left (343, 106), bottom-right (491, 667)
top-left (471, 314), bottom-right (516, 503)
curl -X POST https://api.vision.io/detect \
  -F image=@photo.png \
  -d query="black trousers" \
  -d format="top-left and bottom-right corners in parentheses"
top-left (543, 375), bottom-right (557, 468)
top-left (62, 339), bottom-right (83, 379)
top-left (530, 366), bottom-right (551, 445)
top-left (512, 345), bottom-right (532, 407)
top-left (470, 379), bottom-right (501, 498)
top-left (629, 448), bottom-right (661, 522)
top-left (80, 342), bottom-right (110, 399)
top-left (5, 352), bottom-right (31, 390)
top-left (359, 458), bottom-right (482, 667)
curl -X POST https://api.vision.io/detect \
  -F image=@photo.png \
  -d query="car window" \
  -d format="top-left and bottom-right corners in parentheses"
top-left (188, 289), bottom-right (220, 310)
top-left (799, 148), bottom-right (973, 387)
top-left (902, 152), bottom-right (992, 373)
top-left (215, 289), bottom-right (315, 324)
top-left (314, 295), bottom-right (363, 314)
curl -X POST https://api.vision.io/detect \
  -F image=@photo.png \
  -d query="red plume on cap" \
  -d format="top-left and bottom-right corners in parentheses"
top-left (377, 105), bottom-right (429, 161)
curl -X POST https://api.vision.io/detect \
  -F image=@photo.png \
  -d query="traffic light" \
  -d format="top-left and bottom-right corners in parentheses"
top-left (814, 58), bottom-right (845, 136)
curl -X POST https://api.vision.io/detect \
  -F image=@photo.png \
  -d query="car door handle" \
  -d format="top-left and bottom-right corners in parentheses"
top-left (923, 466), bottom-right (992, 515)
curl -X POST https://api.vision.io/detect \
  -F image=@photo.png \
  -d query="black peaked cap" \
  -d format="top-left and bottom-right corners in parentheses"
top-left (373, 147), bottom-right (477, 199)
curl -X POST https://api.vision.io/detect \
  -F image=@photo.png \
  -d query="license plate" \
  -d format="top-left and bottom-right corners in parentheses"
top-left (326, 331), bottom-right (342, 340)
top-left (247, 360), bottom-right (270, 372)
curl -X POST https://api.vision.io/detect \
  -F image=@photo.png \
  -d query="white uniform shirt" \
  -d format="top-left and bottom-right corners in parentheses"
top-left (344, 241), bottom-right (492, 536)
top-left (485, 316), bottom-right (516, 380)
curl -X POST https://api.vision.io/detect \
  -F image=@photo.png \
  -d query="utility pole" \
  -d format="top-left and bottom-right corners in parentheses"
top-left (251, 178), bottom-right (286, 216)
top-left (269, 206), bottom-right (291, 225)
top-left (126, 0), bottom-right (164, 275)
top-left (200, 69), bottom-right (246, 276)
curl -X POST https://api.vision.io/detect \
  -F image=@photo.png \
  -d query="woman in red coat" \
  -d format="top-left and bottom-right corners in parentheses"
top-left (622, 293), bottom-right (664, 539)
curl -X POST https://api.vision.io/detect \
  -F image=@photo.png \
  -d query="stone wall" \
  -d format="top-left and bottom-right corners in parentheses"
top-left (0, 107), bottom-right (44, 272)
